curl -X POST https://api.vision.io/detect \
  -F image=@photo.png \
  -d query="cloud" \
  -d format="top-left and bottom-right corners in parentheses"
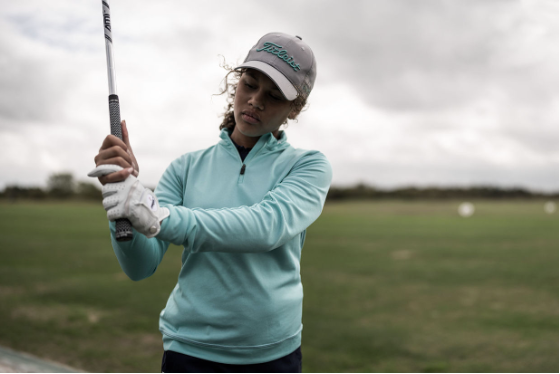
top-left (262, 0), bottom-right (558, 110)
top-left (290, 76), bottom-right (558, 192)
top-left (0, 0), bottom-right (557, 192)
top-left (0, 23), bottom-right (62, 125)
top-left (0, 2), bottom-right (103, 129)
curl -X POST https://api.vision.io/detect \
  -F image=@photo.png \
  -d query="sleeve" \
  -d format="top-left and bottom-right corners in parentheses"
top-left (157, 151), bottom-right (332, 253)
top-left (109, 157), bottom-right (185, 281)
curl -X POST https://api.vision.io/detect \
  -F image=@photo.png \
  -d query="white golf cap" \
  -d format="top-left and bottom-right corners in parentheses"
top-left (236, 32), bottom-right (317, 101)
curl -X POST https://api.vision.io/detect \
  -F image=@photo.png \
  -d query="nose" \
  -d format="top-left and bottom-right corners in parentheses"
top-left (248, 90), bottom-right (264, 110)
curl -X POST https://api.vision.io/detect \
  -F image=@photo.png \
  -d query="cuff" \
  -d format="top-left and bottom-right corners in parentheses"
top-left (156, 205), bottom-right (194, 246)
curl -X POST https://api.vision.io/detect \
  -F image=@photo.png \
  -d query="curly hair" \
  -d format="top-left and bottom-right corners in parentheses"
top-left (216, 63), bottom-right (308, 131)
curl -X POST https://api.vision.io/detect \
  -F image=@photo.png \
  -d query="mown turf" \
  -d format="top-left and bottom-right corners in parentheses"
top-left (0, 200), bottom-right (557, 372)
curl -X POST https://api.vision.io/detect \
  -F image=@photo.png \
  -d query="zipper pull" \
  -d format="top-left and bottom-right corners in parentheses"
top-left (240, 164), bottom-right (246, 175)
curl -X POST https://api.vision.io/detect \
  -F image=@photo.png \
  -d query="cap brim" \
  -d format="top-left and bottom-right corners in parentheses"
top-left (235, 61), bottom-right (298, 101)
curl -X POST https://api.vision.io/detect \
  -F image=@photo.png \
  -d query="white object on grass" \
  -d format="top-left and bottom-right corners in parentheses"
top-left (544, 201), bottom-right (556, 214)
top-left (458, 202), bottom-right (475, 217)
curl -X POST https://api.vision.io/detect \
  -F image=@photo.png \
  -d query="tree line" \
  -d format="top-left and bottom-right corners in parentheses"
top-left (0, 173), bottom-right (557, 201)
top-left (1, 173), bottom-right (103, 201)
top-left (327, 183), bottom-right (558, 200)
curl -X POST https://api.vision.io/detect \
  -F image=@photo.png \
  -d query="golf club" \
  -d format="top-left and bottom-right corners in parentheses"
top-left (102, 0), bottom-right (133, 241)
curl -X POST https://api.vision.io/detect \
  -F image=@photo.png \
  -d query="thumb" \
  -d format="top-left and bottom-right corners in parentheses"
top-left (121, 120), bottom-right (132, 148)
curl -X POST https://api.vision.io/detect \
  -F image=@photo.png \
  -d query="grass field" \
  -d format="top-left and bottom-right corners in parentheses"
top-left (0, 200), bottom-right (557, 372)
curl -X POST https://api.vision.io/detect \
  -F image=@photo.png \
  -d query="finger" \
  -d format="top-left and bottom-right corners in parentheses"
top-left (106, 207), bottom-right (122, 222)
top-left (122, 120), bottom-right (132, 148)
top-left (96, 157), bottom-right (133, 172)
top-left (98, 167), bottom-right (134, 185)
top-left (88, 164), bottom-right (123, 178)
top-left (121, 120), bottom-right (139, 174)
top-left (95, 146), bottom-right (133, 166)
top-left (99, 134), bottom-right (128, 153)
top-left (102, 195), bottom-right (119, 210)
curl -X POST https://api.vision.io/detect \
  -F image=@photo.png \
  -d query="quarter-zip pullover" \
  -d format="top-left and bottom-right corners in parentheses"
top-left (108, 128), bottom-right (332, 365)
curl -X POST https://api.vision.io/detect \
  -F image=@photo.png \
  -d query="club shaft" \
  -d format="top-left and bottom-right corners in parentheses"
top-left (102, 0), bottom-right (117, 95)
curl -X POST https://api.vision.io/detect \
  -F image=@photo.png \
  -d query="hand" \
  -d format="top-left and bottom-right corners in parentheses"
top-left (88, 165), bottom-right (170, 238)
top-left (93, 120), bottom-right (140, 185)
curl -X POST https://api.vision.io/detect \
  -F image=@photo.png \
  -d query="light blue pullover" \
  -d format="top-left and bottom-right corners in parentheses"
top-left (109, 128), bottom-right (332, 364)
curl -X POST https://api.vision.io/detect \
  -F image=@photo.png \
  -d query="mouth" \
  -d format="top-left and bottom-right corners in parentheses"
top-left (241, 110), bottom-right (260, 124)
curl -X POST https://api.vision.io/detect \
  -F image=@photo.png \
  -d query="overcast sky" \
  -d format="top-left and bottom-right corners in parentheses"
top-left (0, 0), bottom-right (557, 192)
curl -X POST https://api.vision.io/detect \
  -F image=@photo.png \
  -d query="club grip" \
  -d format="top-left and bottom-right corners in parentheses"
top-left (109, 94), bottom-right (134, 242)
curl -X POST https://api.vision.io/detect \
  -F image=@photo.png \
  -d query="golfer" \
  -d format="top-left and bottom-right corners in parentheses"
top-left (89, 32), bottom-right (331, 373)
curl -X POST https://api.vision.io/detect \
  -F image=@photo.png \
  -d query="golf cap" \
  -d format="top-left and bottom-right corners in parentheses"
top-left (236, 32), bottom-right (317, 101)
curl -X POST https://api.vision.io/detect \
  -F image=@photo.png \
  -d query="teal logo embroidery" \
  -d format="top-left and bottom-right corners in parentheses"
top-left (256, 42), bottom-right (301, 72)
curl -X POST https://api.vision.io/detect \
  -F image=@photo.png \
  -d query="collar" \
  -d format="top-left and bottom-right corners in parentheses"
top-left (219, 128), bottom-right (289, 162)
top-left (219, 128), bottom-right (288, 150)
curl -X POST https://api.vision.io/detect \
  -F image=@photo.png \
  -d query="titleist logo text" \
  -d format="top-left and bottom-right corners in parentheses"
top-left (256, 42), bottom-right (301, 72)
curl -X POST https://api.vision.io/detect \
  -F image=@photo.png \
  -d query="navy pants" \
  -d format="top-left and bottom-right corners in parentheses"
top-left (161, 346), bottom-right (302, 373)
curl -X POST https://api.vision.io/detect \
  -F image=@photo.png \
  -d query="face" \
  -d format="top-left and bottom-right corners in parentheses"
top-left (232, 69), bottom-right (296, 146)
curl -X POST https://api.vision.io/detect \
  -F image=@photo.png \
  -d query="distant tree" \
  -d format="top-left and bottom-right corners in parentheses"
top-left (76, 181), bottom-right (102, 201)
top-left (2, 185), bottom-right (47, 201)
top-left (47, 173), bottom-right (75, 198)
top-left (26, 187), bottom-right (47, 200)
top-left (325, 184), bottom-right (558, 201)
top-left (3, 186), bottom-right (25, 201)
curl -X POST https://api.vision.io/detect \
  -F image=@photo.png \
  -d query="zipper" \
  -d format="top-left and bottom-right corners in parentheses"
top-left (238, 162), bottom-right (246, 183)
top-left (231, 136), bottom-right (270, 184)
top-left (236, 147), bottom-right (266, 184)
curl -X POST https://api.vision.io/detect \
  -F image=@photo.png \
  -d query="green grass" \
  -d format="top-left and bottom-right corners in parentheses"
top-left (0, 200), bottom-right (557, 372)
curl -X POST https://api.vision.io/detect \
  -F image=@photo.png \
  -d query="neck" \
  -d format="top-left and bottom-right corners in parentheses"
top-left (230, 127), bottom-right (280, 148)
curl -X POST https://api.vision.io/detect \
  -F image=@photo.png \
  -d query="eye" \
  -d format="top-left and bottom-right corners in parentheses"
top-left (244, 83), bottom-right (255, 89)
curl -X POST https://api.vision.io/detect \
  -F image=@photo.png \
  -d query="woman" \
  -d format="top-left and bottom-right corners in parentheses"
top-left (89, 32), bottom-right (332, 373)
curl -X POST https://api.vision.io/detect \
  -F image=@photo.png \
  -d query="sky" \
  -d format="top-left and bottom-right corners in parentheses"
top-left (0, 0), bottom-right (558, 192)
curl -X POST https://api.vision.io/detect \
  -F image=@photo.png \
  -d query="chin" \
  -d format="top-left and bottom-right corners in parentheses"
top-left (235, 119), bottom-right (262, 137)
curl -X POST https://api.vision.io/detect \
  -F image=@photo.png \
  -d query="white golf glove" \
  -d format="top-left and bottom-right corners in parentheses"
top-left (88, 165), bottom-right (170, 238)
